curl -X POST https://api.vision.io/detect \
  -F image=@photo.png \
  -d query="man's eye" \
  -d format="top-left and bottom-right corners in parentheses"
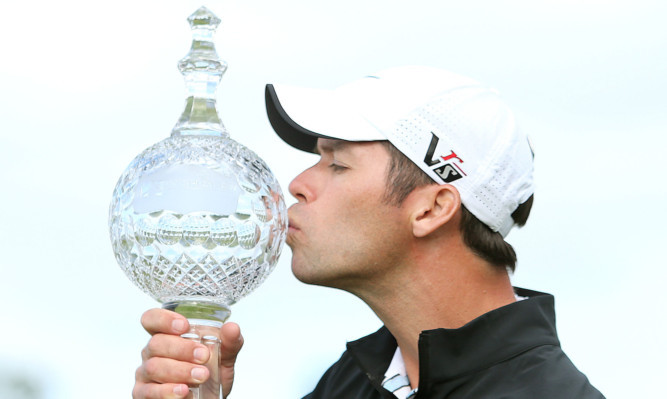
top-left (329, 163), bottom-right (347, 172)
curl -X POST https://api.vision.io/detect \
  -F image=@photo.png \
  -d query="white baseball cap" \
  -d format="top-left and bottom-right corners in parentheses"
top-left (265, 66), bottom-right (534, 237)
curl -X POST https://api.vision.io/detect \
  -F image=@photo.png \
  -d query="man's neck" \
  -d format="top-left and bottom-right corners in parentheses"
top-left (354, 248), bottom-right (516, 389)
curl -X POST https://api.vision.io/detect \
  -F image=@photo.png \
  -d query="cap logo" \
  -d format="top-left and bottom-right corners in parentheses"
top-left (422, 132), bottom-right (466, 183)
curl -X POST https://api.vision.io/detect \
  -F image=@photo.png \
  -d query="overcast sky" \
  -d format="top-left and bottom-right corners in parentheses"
top-left (0, 0), bottom-right (665, 398)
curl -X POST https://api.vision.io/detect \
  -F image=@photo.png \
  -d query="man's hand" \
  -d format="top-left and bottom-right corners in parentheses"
top-left (133, 308), bottom-right (244, 399)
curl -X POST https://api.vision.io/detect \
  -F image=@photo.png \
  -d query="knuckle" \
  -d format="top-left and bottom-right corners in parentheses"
top-left (146, 335), bottom-right (162, 356)
top-left (133, 383), bottom-right (161, 399)
top-left (140, 310), bottom-right (149, 325)
top-left (141, 308), bottom-right (174, 335)
top-left (140, 309), bottom-right (154, 330)
top-left (132, 383), bottom-right (143, 399)
top-left (143, 357), bottom-right (160, 378)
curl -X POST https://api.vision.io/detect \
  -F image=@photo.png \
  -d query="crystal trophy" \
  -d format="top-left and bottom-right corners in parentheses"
top-left (108, 7), bottom-right (287, 398)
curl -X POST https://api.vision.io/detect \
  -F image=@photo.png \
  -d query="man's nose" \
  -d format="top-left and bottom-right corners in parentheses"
top-left (288, 167), bottom-right (315, 203)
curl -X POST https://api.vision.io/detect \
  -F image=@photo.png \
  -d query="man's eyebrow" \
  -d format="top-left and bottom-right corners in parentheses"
top-left (315, 140), bottom-right (348, 154)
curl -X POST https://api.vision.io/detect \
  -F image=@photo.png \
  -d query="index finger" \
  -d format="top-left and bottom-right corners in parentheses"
top-left (141, 308), bottom-right (190, 336)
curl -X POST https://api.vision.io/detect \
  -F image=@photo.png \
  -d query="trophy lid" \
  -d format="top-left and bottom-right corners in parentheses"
top-left (172, 6), bottom-right (229, 137)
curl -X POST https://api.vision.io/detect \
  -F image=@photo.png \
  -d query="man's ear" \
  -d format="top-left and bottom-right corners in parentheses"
top-left (410, 184), bottom-right (461, 238)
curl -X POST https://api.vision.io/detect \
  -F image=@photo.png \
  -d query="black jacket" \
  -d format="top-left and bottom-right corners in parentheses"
top-left (304, 288), bottom-right (604, 398)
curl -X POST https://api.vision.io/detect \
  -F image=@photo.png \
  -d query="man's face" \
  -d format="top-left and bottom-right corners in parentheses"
top-left (286, 138), bottom-right (411, 291)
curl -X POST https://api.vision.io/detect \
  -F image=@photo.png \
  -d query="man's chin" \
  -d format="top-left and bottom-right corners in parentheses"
top-left (291, 262), bottom-right (323, 286)
top-left (290, 261), bottom-right (310, 284)
top-left (291, 264), bottom-right (346, 291)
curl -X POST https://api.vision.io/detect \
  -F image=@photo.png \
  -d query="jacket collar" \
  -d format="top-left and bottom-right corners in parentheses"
top-left (346, 324), bottom-right (397, 388)
top-left (345, 288), bottom-right (560, 394)
top-left (418, 288), bottom-right (559, 391)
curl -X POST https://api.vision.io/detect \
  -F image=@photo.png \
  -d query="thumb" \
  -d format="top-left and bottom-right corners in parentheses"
top-left (219, 322), bottom-right (244, 397)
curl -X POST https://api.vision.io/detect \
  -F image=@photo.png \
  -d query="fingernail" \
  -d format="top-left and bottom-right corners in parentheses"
top-left (172, 319), bottom-right (186, 333)
top-left (173, 384), bottom-right (188, 397)
top-left (193, 347), bottom-right (208, 363)
top-left (191, 367), bottom-right (207, 382)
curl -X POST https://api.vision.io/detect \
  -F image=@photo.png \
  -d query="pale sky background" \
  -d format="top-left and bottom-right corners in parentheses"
top-left (0, 0), bottom-right (665, 398)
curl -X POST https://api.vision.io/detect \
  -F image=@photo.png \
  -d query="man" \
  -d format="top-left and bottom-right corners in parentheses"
top-left (134, 66), bottom-right (604, 398)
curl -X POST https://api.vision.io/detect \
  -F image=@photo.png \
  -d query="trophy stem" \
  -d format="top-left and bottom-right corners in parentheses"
top-left (163, 300), bottom-right (231, 399)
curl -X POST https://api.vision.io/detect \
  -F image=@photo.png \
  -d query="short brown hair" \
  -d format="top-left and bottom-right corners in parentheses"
top-left (380, 141), bottom-right (532, 272)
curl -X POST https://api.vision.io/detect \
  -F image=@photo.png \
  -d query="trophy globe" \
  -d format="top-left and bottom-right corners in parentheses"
top-left (108, 7), bottom-right (287, 398)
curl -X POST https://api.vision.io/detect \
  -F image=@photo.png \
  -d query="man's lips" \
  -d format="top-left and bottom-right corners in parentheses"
top-left (287, 207), bottom-right (300, 231)
top-left (288, 220), bottom-right (300, 232)
top-left (286, 216), bottom-right (300, 246)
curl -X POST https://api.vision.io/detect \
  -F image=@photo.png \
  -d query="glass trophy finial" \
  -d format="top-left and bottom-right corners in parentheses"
top-left (173, 6), bottom-right (228, 137)
top-left (109, 6), bottom-right (287, 398)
